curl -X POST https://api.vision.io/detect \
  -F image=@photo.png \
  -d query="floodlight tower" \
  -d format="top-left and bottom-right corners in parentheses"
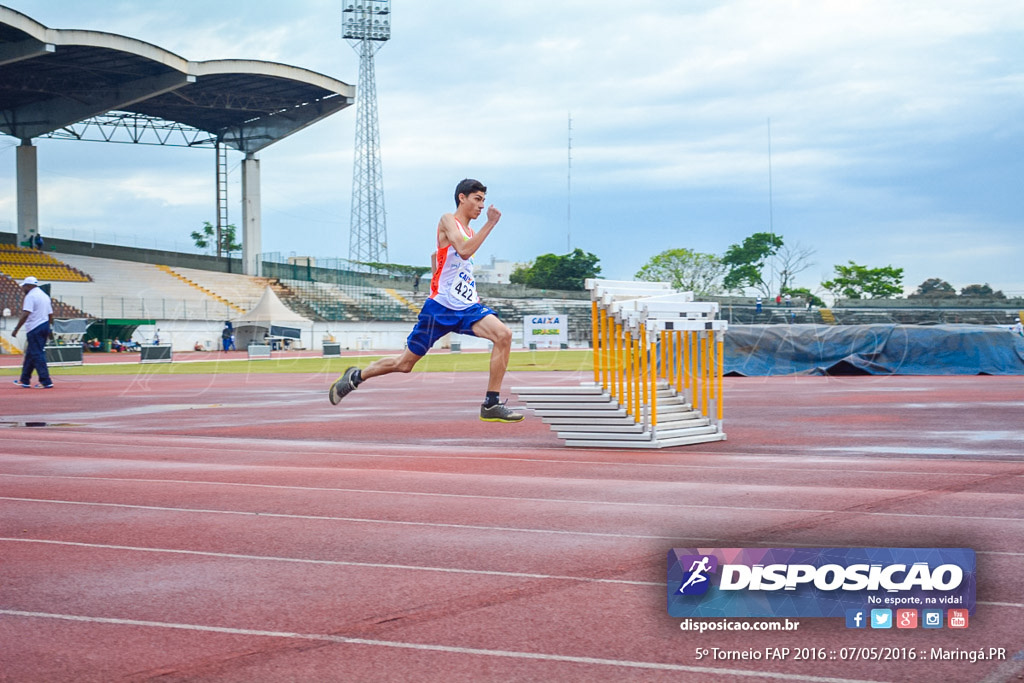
top-left (343, 0), bottom-right (390, 264)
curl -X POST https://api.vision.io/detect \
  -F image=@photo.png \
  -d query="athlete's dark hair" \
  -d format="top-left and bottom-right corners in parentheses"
top-left (454, 178), bottom-right (486, 208)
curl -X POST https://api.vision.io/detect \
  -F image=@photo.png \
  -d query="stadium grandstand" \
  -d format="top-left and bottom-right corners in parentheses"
top-left (0, 233), bottom-right (600, 353)
top-left (3, 231), bottom-right (1021, 357)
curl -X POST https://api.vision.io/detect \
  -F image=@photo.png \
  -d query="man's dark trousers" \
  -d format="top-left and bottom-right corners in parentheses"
top-left (20, 323), bottom-right (52, 386)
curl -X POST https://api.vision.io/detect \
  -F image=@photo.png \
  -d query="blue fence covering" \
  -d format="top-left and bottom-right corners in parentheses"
top-left (723, 324), bottom-right (1024, 376)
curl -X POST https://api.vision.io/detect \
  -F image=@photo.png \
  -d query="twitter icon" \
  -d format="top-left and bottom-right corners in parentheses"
top-left (870, 609), bottom-right (893, 629)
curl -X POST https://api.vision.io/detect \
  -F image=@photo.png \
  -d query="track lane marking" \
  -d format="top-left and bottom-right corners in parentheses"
top-left (2, 473), bottom-right (1023, 529)
top-left (5, 472), bottom-right (1017, 514)
top-left (5, 538), bottom-right (1021, 606)
top-left (0, 609), bottom-right (893, 682)
top-left (0, 497), bottom-right (689, 540)
top-left (8, 460), bottom-right (1020, 481)
top-left (0, 538), bottom-right (661, 586)
top-left (2, 497), bottom-right (1023, 539)
top-left (3, 493), bottom-right (1023, 524)
top-left (4, 435), bottom-right (1024, 468)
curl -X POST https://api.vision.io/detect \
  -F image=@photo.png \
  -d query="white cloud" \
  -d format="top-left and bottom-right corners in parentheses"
top-left (2, 0), bottom-right (1022, 292)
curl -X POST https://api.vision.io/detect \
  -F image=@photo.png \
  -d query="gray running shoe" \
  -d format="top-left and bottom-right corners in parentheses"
top-left (480, 401), bottom-right (525, 423)
top-left (329, 367), bottom-right (360, 405)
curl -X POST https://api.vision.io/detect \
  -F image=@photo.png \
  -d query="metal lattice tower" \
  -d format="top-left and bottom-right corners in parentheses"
top-left (343, 0), bottom-right (390, 264)
top-left (215, 141), bottom-right (229, 258)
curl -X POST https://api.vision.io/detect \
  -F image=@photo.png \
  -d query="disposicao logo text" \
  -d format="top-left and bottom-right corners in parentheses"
top-left (667, 548), bottom-right (975, 619)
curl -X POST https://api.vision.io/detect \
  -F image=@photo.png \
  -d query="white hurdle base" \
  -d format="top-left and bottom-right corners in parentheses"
top-left (511, 382), bottom-right (726, 449)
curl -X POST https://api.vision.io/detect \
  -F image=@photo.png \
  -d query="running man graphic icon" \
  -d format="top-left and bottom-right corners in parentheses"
top-left (677, 555), bottom-right (717, 595)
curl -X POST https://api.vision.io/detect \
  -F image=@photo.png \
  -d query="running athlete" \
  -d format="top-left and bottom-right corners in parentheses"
top-left (328, 179), bottom-right (524, 422)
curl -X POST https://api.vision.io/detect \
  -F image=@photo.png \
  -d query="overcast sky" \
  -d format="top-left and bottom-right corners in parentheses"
top-left (1, 0), bottom-right (1022, 298)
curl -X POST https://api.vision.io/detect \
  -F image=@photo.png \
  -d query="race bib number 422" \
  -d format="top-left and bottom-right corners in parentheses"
top-left (450, 270), bottom-right (477, 303)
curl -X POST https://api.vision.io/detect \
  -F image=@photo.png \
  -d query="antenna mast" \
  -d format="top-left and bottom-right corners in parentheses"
top-left (343, 0), bottom-right (390, 264)
top-left (567, 112), bottom-right (572, 252)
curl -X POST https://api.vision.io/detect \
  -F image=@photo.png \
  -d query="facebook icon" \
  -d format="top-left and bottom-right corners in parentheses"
top-left (845, 609), bottom-right (867, 629)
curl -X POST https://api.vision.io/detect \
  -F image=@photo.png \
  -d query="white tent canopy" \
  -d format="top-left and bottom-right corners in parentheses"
top-left (232, 286), bottom-right (311, 347)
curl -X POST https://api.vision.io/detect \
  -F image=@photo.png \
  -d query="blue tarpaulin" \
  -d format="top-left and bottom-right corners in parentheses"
top-left (723, 324), bottom-right (1024, 376)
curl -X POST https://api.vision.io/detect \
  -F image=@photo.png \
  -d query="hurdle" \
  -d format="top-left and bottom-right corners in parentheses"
top-left (511, 279), bottom-right (727, 448)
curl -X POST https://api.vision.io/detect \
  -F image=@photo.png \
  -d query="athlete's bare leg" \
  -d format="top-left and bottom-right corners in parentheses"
top-left (360, 348), bottom-right (423, 381)
top-left (470, 314), bottom-right (513, 393)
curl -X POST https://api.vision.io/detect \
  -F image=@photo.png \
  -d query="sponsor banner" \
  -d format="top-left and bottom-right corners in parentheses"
top-left (667, 548), bottom-right (975, 618)
top-left (523, 315), bottom-right (567, 348)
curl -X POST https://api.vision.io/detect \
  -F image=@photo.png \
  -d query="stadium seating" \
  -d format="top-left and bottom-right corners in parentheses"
top-left (0, 272), bottom-right (88, 320)
top-left (0, 245), bottom-right (92, 283)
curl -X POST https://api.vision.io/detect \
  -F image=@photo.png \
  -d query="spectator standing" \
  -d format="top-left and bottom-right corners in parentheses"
top-left (11, 276), bottom-right (54, 389)
top-left (222, 321), bottom-right (234, 352)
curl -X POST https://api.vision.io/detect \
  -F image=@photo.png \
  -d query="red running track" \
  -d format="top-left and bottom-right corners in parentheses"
top-left (1, 371), bottom-right (1022, 682)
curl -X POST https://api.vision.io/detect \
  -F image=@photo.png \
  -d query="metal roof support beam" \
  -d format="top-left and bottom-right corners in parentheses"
top-left (0, 39), bottom-right (54, 67)
top-left (241, 153), bottom-right (262, 276)
top-left (3, 70), bottom-right (195, 139)
top-left (219, 95), bottom-right (351, 153)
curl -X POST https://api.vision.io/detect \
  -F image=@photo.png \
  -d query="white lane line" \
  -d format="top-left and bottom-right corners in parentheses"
top-left (978, 550), bottom-right (1024, 557)
top-left (0, 609), bottom-right (888, 682)
top-left (2, 493), bottom-right (1023, 526)
top-left (0, 538), bottom-right (660, 586)
top-left (0, 472), bottom-right (990, 514)
top-left (978, 601), bottom-right (1024, 608)
top-left (4, 438), bottom-right (1023, 472)
top-left (0, 497), bottom-right (688, 540)
top-left (5, 539), bottom-right (1020, 604)
top-left (3, 473), bottom-right (1023, 526)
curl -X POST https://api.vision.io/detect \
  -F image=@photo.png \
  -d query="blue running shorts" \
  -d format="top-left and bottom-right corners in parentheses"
top-left (406, 298), bottom-right (495, 356)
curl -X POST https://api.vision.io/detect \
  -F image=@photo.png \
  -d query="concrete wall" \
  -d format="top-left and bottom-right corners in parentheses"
top-left (0, 231), bottom-right (241, 272)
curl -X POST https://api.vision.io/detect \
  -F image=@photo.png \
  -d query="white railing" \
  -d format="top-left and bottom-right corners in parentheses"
top-left (55, 295), bottom-right (237, 321)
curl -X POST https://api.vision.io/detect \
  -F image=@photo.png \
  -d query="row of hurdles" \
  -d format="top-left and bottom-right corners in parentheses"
top-left (511, 279), bottom-right (727, 448)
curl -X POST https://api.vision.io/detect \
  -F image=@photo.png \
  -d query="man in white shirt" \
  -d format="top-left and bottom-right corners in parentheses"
top-left (11, 275), bottom-right (54, 389)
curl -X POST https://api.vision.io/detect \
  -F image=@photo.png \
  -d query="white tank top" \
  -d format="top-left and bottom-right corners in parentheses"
top-left (429, 218), bottom-right (478, 310)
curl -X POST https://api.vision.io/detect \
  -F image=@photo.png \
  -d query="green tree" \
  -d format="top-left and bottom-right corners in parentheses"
top-left (908, 278), bottom-right (956, 299)
top-left (783, 286), bottom-right (826, 307)
top-left (191, 221), bottom-right (241, 257)
top-left (822, 261), bottom-right (904, 300)
top-left (774, 242), bottom-right (816, 294)
top-left (722, 232), bottom-right (784, 297)
top-left (634, 248), bottom-right (725, 296)
top-left (960, 283), bottom-right (1005, 299)
top-left (510, 248), bottom-right (601, 290)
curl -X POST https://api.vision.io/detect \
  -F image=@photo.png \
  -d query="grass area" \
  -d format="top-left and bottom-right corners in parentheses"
top-left (0, 349), bottom-right (594, 376)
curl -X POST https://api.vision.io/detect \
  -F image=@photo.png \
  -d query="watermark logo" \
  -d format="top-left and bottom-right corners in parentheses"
top-left (676, 555), bottom-right (718, 596)
top-left (922, 609), bottom-right (943, 628)
top-left (668, 548), bottom-right (975, 619)
top-left (870, 609), bottom-right (892, 629)
top-left (948, 609), bottom-right (969, 629)
top-left (896, 609), bottom-right (918, 629)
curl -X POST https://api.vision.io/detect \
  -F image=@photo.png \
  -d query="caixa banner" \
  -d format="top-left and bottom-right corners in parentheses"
top-left (667, 548), bottom-right (975, 618)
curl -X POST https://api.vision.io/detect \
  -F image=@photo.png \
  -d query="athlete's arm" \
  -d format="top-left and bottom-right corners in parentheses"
top-left (440, 207), bottom-right (501, 260)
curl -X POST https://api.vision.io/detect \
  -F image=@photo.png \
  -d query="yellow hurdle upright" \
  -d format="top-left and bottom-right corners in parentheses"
top-left (591, 299), bottom-right (600, 385)
top-left (514, 279), bottom-right (726, 449)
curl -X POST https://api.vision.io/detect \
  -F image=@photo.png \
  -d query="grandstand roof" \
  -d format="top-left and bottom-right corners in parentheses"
top-left (0, 6), bottom-right (354, 152)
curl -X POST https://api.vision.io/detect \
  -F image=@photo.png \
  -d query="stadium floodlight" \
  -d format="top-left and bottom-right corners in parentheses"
top-left (342, 0), bottom-right (390, 41)
top-left (342, 0), bottom-right (390, 264)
